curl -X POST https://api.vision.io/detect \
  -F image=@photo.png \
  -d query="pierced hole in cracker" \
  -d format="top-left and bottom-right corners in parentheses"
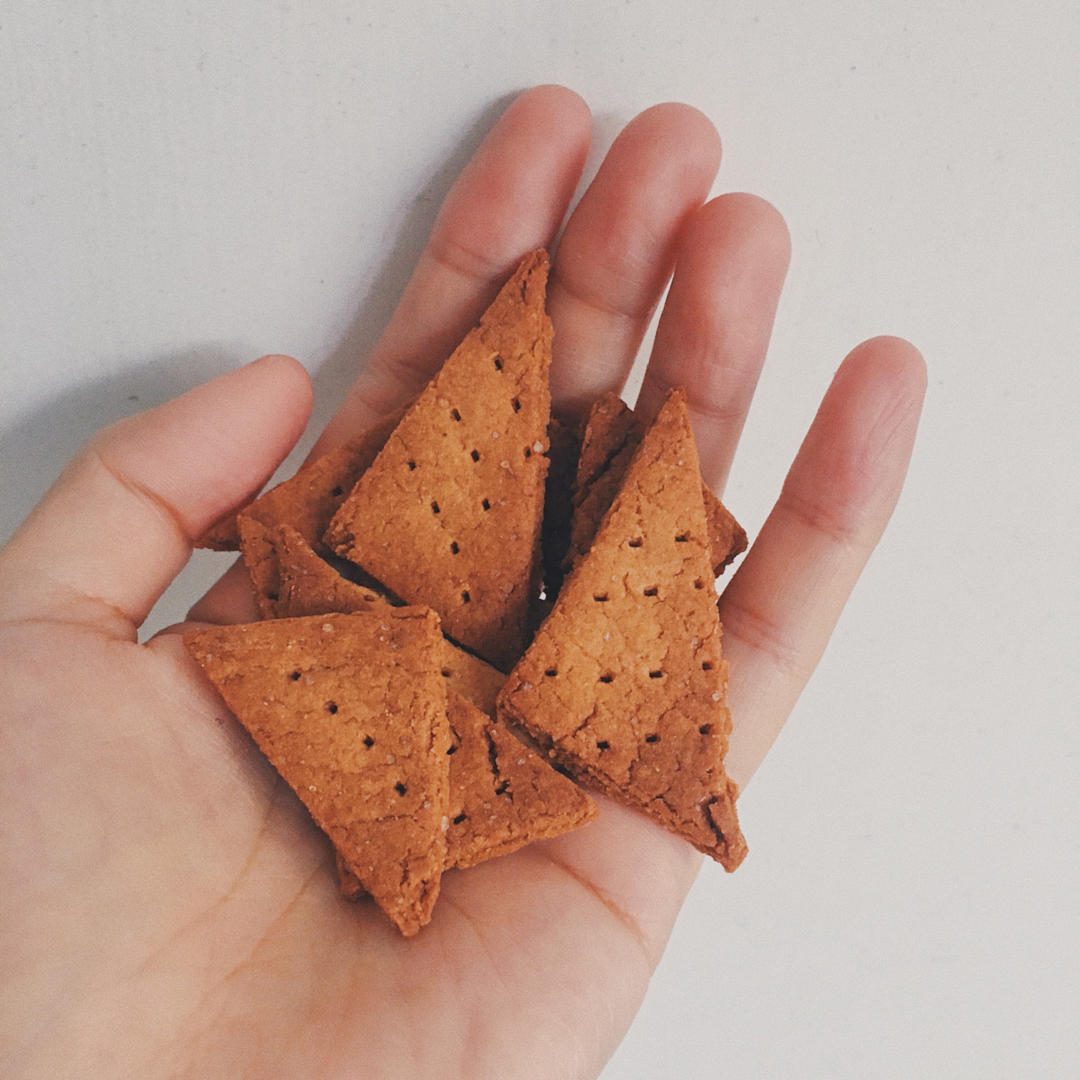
top-left (331, 485), bottom-right (344, 497)
top-left (450, 408), bottom-right (462, 422)
top-left (461, 590), bottom-right (471, 603)
top-left (267, 592), bottom-right (279, 602)
top-left (643, 586), bottom-right (659, 597)
top-left (702, 661), bottom-right (714, 671)
top-left (289, 670), bottom-right (302, 681)
top-left (450, 541), bottom-right (460, 554)
top-left (596, 740), bottom-right (610, 751)
top-left (481, 497), bottom-right (491, 511)
top-left (362, 735), bottom-right (375, 748)
top-left (524, 446), bottom-right (532, 459)
top-left (446, 744), bottom-right (458, 755)
top-left (452, 812), bottom-right (468, 825)
top-left (593, 593), bottom-right (609, 602)
top-left (493, 355), bottom-right (504, 371)
top-left (326, 702), bottom-right (338, 714)
top-left (699, 724), bottom-right (713, 735)
top-left (394, 782), bottom-right (408, 796)
top-left (628, 537), bottom-right (643, 548)
top-left (599, 673), bottom-right (614, 684)
top-left (649, 669), bottom-right (664, 679)
top-left (511, 397), bottom-right (521, 412)
top-left (645, 733), bottom-right (660, 743)
top-left (407, 459), bottom-right (417, 470)
top-left (431, 501), bottom-right (440, 514)
top-left (494, 780), bottom-right (510, 795)
top-left (544, 667), bottom-right (558, 677)
top-left (441, 667), bottom-right (452, 678)
top-left (675, 532), bottom-right (690, 543)
top-left (470, 449), bottom-right (480, 462)
top-left (694, 578), bottom-right (706, 590)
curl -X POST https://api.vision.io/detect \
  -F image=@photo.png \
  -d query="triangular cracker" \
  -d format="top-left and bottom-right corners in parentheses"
top-left (184, 610), bottom-right (451, 936)
top-left (444, 693), bottom-right (597, 868)
top-left (498, 390), bottom-right (747, 869)
top-left (239, 516), bottom-right (388, 619)
top-left (272, 524), bottom-right (390, 619)
top-left (236, 515), bottom-right (287, 618)
top-left (339, 692), bottom-right (596, 895)
top-left (195, 409), bottom-right (403, 552)
top-left (565, 392), bottom-right (747, 577)
top-left (326, 251), bottom-right (553, 671)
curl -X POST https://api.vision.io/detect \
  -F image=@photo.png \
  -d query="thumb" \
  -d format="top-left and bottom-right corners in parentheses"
top-left (0, 355), bottom-right (312, 636)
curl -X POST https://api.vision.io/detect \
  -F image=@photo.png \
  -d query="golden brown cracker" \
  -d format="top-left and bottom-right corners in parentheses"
top-left (566, 392), bottom-right (747, 577)
top-left (498, 390), bottom-right (747, 870)
top-left (326, 251), bottom-right (553, 672)
top-left (273, 524), bottom-right (390, 619)
top-left (184, 609), bottom-right (451, 936)
top-left (443, 693), bottom-right (597, 868)
top-left (574, 392), bottom-right (641, 494)
top-left (704, 489), bottom-right (747, 575)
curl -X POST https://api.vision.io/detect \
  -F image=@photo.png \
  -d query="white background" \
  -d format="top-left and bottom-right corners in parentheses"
top-left (2, 2), bottom-right (1077, 1077)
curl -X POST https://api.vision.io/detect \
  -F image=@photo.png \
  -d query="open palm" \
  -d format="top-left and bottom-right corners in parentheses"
top-left (0, 87), bottom-right (925, 1079)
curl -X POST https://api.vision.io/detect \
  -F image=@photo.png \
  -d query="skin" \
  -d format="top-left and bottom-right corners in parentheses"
top-left (0, 86), bottom-right (925, 1079)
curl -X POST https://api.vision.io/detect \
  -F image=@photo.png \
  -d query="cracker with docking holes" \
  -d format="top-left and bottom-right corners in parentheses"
top-left (498, 389), bottom-right (746, 870)
top-left (326, 251), bottom-right (553, 671)
top-left (184, 609), bottom-right (450, 937)
top-left (566, 392), bottom-right (747, 578)
top-left (269, 523), bottom-right (390, 620)
top-left (443, 692), bottom-right (598, 869)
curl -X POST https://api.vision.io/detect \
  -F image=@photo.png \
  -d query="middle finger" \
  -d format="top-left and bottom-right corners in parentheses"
top-left (634, 192), bottom-right (791, 493)
top-left (548, 103), bottom-right (722, 418)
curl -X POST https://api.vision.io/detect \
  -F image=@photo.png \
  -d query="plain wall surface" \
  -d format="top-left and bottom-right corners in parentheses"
top-left (2, 2), bottom-right (1077, 1077)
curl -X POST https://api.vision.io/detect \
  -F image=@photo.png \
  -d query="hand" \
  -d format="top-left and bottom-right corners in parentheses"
top-left (0, 86), bottom-right (925, 1079)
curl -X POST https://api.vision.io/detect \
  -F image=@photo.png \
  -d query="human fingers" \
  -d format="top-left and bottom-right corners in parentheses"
top-left (548, 103), bottom-right (722, 418)
top-left (719, 337), bottom-right (927, 789)
top-left (0, 356), bottom-right (312, 636)
top-left (634, 193), bottom-right (791, 492)
top-left (313, 84), bottom-right (591, 455)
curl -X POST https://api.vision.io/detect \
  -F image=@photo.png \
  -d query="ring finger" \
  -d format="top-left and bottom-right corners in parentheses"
top-left (633, 192), bottom-right (791, 493)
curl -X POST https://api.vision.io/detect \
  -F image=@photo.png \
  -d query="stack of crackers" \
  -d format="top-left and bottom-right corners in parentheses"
top-left (186, 250), bottom-right (749, 937)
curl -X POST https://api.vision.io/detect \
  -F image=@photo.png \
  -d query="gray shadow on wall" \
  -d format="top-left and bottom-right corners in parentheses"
top-left (0, 90), bottom-right (519, 551)
top-left (0, 346), bottom-right (242, 546)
